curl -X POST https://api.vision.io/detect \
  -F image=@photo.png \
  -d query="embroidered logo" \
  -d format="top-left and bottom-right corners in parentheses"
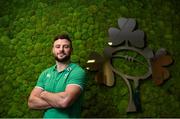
top-left (67, 67), bottom-right (72, 71)
top-left (46, 74), bottom-right (51, 78)
top-left (64, 73), bottom-right (68, 79)
top-left (64, 67), bottom-right (72, 79)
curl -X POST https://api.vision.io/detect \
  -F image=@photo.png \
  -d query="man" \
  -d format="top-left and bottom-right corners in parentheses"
top-left (28, 34), bottom-right (86, 118)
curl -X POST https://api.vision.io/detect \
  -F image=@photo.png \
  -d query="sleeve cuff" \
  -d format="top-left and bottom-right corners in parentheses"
top-left (35, 86), bottom-right (44, 90)
top-left (67, 84), bottom-right (83, 91)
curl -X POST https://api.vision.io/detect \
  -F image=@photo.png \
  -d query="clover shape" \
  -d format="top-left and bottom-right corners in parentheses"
top-left (86, 17), bottom-right (173, 113)
top-left (108, 18), bottom-right (145, 48)
top-left (151, 48), bottom-right (173, 85)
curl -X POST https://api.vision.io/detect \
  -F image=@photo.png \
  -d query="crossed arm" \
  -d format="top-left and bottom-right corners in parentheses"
top-left (28, 85), bottom-right (81, 109)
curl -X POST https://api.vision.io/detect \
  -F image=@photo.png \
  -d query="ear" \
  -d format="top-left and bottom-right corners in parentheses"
top-left (71, 47), bottom-right (73, 53)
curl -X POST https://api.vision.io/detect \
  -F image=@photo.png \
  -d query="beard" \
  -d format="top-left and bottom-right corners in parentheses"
top-left (54, 52), bottom-right (71, 63)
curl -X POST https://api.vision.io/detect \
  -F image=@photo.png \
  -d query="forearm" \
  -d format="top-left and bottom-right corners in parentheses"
top-left (28, 88), bottom-right (52, 109)
top-left (28, 96), bottom-right (52, 109)
top-left (40, 91), bottom-right (69, 108)
top-left (40, 85), bottom-right (81, 109)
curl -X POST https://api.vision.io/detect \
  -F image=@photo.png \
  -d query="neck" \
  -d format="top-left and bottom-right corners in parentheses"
top-left (56, 60), bottom-right (70, 72)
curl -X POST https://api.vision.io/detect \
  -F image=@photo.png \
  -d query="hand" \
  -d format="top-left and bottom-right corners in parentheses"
top-left (40, 90), bottom-right (47, 98)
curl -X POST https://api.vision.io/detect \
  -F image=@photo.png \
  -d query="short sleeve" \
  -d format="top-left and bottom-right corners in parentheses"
top-left (67, 66), bottom-right (86, 90)
top-left (36, 71), bottom-right (46, 89)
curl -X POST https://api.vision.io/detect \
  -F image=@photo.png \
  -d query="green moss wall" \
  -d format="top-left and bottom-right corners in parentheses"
top-left (0, 0), bottom-right (179, 117)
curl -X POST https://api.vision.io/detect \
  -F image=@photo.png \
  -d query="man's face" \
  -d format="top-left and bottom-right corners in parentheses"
top-left (52, 39), bottom-right (72, 62)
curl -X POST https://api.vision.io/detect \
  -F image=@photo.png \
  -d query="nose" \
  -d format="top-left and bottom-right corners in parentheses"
top-left (59, 46), bottom-right (64, 52)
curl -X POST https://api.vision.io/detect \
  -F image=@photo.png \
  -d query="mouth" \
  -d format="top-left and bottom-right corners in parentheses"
top-left (54, 52), bottom-right (70, 62)
top-left (57, 53), bottom-right (66, 58)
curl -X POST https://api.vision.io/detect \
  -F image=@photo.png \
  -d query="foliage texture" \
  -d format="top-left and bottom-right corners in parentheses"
top-left (0, 0), bottom-right (180, 117)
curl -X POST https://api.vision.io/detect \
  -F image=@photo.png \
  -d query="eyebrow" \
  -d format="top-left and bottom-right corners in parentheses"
top-left (54, 44), bottom-right (71, 47)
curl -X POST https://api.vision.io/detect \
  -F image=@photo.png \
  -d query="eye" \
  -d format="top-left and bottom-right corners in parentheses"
top-left (63, 45), bottom-right (70, 48)
top-left (55, 45), bottom-right (60, 48)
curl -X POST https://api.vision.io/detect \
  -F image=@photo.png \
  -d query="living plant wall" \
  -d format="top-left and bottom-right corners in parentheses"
top-left (0, 0), bottom-right (179, 118)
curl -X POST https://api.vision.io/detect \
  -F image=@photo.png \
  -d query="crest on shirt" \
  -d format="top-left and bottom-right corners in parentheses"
top-left (46, 74), bottom-right (51, 78)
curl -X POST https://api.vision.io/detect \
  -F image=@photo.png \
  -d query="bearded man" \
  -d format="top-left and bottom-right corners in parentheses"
top-left (28, 34), bottom-right (86, 118)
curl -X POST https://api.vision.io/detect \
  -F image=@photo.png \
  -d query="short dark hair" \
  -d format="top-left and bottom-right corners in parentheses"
top-left (53, 34), bottom-right (72, 48)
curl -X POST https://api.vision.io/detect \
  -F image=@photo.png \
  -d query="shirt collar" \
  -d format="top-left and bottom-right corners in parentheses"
top-left (53, 63), bottom-right (73, 72)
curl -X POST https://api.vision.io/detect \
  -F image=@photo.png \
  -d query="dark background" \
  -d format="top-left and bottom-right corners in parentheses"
top-left (0, 0), bottom-right (179, 117)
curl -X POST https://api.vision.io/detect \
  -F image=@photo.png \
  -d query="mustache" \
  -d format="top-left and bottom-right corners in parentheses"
top-left (54, 55), bottom-right (70, 62)
top-left (53, 52), bottom-right (71, 62)
top-left (57, 51), bottom-right (66, 55)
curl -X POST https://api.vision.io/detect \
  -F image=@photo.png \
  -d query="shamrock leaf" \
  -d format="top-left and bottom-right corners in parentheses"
top-left (151, 48), bottom-right (173, 85)
top-left (86, 52), bottom-right (104, 71)
top-left (142, 47), bottom-right (154, 59)
top-left (103, 46), bottom-right (115, 59)
top-left (86, 52), bottom-right (115, 86)
top-left (118, 18), bottom-right (136, 31)
top-left (108, 18), bottom-right (145, 48)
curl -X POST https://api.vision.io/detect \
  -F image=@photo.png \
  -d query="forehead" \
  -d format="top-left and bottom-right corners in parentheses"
top-left (53, 39), bottom-right (71, 45)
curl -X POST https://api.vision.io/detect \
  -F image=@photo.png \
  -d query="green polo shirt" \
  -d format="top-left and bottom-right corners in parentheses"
top-left (35, 63), bottom-right (86, 118)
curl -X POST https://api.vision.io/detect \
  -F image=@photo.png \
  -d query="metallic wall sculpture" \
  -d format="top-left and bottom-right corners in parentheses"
top-left (86, 18), bottom-right (173, 112)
